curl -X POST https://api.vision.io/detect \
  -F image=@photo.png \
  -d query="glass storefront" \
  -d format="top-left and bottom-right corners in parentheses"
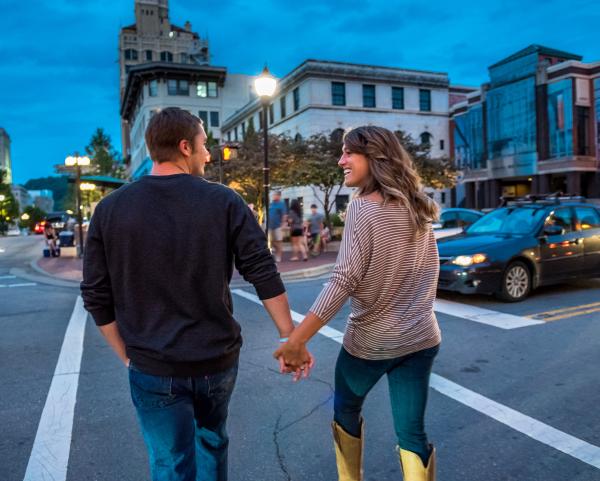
top-left (486, 76), bottom-right (538, 176)
top-left (595, 78), bottom-right (600, 158)
top-left (547, 79), bottom-right (574, 158)
top-left (453, 104), bottom-right (486, 170)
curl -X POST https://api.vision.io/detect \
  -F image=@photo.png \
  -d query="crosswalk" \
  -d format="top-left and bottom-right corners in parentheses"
top-left (0, 274), bottom-right (37, 288)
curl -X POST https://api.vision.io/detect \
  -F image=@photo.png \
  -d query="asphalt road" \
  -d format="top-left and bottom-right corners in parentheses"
top-left (1, 235), bottom-right (600, 481)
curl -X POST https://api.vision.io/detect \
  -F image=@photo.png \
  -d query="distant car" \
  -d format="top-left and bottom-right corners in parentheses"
top-left (433, 208), bottom-right (484, 239)
top-left (44, 212), bottom-right (71, 233)
top-left (437, 196), bottom-right (600, 302)
top-left (34, 221), bottom-right (47, 235)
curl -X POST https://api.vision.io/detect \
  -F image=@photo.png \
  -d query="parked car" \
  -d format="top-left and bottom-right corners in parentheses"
top-left (34, 220), bottom-right (47, 234)
top-left (44, 212), bottom-right (72, 233)
top-left (433, 208), bottom-right (484, 239)
top-left (437, 196), bottom-right (600, 302)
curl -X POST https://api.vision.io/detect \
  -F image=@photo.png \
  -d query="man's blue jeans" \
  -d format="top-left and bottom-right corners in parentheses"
top-left (128, 361), bottom-right (238, 481)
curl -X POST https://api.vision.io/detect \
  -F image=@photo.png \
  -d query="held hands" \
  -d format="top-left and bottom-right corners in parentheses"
top-left (273, 339), bottom-right (315, 382)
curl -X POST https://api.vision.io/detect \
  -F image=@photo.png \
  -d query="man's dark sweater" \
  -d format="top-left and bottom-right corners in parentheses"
top-left (81, 174), bottom-right (285, 377)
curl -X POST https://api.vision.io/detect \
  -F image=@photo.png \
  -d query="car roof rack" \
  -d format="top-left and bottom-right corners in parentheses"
top-left (499, 192), bottom-right (587, 207)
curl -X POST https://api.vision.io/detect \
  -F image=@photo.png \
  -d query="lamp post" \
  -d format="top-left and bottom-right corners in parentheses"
top-left (253, 65), bottom-right (277, 234)
top-left (80, 183), bottom-right (96, 220)
top-left (65, 154), bottom-right (91, 256)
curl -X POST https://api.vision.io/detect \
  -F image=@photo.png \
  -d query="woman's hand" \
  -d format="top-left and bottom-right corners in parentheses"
top-left (274, 341), bottom-right (315, 381)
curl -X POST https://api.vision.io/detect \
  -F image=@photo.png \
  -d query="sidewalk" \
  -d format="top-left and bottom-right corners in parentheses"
top-left (33, 245), bottom-right (338, 284)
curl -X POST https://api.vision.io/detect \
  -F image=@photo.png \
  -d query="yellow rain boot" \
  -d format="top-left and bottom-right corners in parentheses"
top-left (398, 445), bottom-right (436, 481)
top-left (332, 420), bottom-right (364, 481)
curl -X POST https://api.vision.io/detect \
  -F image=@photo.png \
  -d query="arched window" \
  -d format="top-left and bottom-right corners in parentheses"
top-left (420, 132), bottom-right (432, 146)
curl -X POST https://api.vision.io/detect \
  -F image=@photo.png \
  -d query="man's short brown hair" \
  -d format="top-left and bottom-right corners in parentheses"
top-left (145, 107), bottom-right (203, 164)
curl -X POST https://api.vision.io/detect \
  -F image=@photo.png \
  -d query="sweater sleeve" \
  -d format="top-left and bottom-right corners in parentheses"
top-left (310, 200), bottom-right (371, 323)
top-left (230, 194), bottom-right (285, 300)
top-left (80, 205), bottom-right (116, 326)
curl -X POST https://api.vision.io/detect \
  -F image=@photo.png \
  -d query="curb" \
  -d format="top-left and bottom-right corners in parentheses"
top-left (280, 263), bottom-right (335, 281)
top-left (11, 264), bottom-right (81, 289)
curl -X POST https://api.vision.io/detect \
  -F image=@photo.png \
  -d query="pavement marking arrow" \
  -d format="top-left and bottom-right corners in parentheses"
top-left (232, 288), bottom-right (600, 470)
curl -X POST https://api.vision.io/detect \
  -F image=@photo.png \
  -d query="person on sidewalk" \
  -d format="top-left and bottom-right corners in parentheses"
top-left (81, 107), bottom-right (313, 481)
top-left (275, 126), bottom-right (441, 481)
top-left (43, 222), bottom-right (59, 257)
top-left (308, 204), bottom-right (324, 256)
top-left (288, 199), bottom-right (308, 262)
top-left (268, 191), bottom-right (287, 262)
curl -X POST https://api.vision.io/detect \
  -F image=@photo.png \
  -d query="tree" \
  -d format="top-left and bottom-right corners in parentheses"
top-left (278, 130), bottom-right (345, 227)
top-left (85, 128), bottom-right (125, 178)
top-left (0, 170), bottom-right (19, 234)
top-left (17, 205), bottom-right (47, 232)
top-left (394, 130), bottom-right (457, 190)
top-left (24, 176), bottom-right (73, 211)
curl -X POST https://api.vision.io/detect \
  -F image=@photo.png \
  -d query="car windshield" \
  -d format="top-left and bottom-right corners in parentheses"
top-left (466, 207), bottom-right (547, 235)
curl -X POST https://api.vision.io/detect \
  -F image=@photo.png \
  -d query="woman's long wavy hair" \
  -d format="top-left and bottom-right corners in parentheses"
top-left (343, 126), bottom-right (439, 234)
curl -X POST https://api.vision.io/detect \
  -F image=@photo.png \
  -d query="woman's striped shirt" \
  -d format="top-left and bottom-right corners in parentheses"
top-left (310, 197), bottom-right (441, 360)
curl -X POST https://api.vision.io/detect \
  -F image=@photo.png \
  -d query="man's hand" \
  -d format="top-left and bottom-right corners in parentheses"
top-left (273, 341), bottom-right (315, 381)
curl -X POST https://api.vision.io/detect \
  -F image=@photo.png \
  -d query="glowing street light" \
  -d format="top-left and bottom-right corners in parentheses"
top-left (253, 65), bottom-right (278, 234)
top-left (65, 154), bottom-right (91, 256)
top-left (21, 213), bottom-right (30, 221)
top-left (80, 183), bottom-right (96, 191)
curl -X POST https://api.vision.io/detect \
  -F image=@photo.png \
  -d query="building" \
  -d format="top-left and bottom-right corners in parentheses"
top-left (121, 63), bottom-right (255, 178)
top-left (119, 0), bottom-right (211, 160)
top-left (10, 185), bottom-right (30, 213)
top-left (221, 59), bottom-right (466, 208)
top-left (28, 189), bottom-right (55, 213)
top-left (450, 45), bottom-right (600, 208)
top-left (0, 128), bottom-right (12, 184)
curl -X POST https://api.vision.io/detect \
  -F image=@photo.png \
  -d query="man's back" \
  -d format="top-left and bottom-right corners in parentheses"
top-left (81, 174), bottom-right (283, 377)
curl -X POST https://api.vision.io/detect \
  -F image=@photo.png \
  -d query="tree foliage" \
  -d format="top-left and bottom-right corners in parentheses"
top-left (18, 205), bottom-right (47, 231)
top-left (85, 128), bottom-right (125, 178)
top-left (0, 170), bottom-right (19, 234)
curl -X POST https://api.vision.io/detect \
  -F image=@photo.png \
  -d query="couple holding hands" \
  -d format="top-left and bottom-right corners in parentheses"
top-left (82, 107), bottom-right (441, 481)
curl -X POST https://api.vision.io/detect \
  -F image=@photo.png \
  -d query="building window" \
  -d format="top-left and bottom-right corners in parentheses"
top-left (293, 87), bottom-right (300, 111)
top-left (210, 111), bottom-right (219, 127)
top-left (167, 79), bottom-right (188, 95)
top-left (145, 50), bottom-right (153, 61)
top-left (198, 111), bottom-right (208, 125)
top-left (227, 131), bottom-right (231, 141)
top-left (269, 104), bottom-right (274, 124)
top-left (234, 127), bottom-right (238, 141)
top-left (440, 139), bottom-right (445, 150)
top-left (181, 53), bottom-right (188, 64)
top-left (419, 89), bottom-right (432, 112)
top-left (392, 87), bottom-right (404, 110)
top-left (149, 80), bottom-right (158, 97)
top-left (420, 132), bottom-right (432, 146)
top-left (241, 122), bottom-right (246, 137)
top-left (124, 49), bottom-right (138, 61)
top-left (332, 82), bottom-right (346, 106)
top-left (280, 96), bottom-right (286, 118)
top-left (441, 192), bottom-right (447, 204)
top-left (160, 51), bottom-right (173, 62)
top-left (197, 81), bottom-right (218, 98)
top-left (363, 84), bottom-right (376, 108)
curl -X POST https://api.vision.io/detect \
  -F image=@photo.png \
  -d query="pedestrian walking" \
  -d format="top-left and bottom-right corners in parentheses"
top-left (268, 191), bottom-right (287, 262)
top-left (275, 126), bottom-right (441, 481)
top-left (308, 204), bottom-right (324, 256)
top-left (81, 107), bottom-right (313, 481)
top-left (288, 199), bottom-right (308, 261)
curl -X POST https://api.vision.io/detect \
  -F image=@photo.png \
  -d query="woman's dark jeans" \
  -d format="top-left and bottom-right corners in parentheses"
top-left (128, 361), bottom-right (238, 481)
top-left (334, 345), bottom-right (439, 464)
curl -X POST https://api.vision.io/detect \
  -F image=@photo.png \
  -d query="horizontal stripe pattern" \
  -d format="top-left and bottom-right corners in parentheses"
top-left (310, 198), bottom-right (441, 360)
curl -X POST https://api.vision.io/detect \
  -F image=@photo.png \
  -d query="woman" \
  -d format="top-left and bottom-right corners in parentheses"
top-left (288, 199), bottom-right (308, 261)
top-left (275, 126), bottom-right (441, 481)
top-left (44, 222), bottom-right (59, 257)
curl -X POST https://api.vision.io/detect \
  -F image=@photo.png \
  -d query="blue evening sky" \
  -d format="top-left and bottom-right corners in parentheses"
top-left (2, 0), bottom-right (599, 184)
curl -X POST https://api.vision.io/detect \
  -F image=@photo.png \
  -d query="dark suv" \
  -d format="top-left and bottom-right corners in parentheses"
top-left (437, 195), bottom-right (600, 302)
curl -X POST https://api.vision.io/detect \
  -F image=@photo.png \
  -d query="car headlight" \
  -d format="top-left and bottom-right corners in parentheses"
top-left (451, 253), bottom-right (488, 267)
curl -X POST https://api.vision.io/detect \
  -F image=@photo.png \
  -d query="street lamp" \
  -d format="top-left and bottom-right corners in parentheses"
top-left (254, 65), bottom-right (277, 234)
top-left (65, 154), bottom-right (91, 256)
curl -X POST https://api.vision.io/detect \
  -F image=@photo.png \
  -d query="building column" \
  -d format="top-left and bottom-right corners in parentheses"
top-left (567, 172), bottom-right (582, 196)
top-left (465, 182), bottom-right (475, 209)
top-left (488, 179), bottom-right (502, 207)
top-left (534, 174), bottom-right (551, 195)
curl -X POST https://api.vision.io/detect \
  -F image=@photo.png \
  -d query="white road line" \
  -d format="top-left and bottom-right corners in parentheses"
top-left (9, 283), bottom-right (38, 288)
top-left (23, 296), bottom-right (87, 481)
top-left (232, 288), bottom-right (600, 470)
top-left (0, 275), bottom-right (16, 279)
top-left (434, 298), bottom-right (544, 329)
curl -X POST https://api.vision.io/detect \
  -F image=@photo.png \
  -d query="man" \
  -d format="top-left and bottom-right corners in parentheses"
top-left (268, 191), bottom-right (287, 262)
top-left (308, 204), bottom-right (325, 256)
top-left (81, 108), bottom-right (311, 481)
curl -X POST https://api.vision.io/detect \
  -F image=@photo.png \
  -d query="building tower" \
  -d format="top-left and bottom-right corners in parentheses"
top-left (0, 128), bottom-right (12, 185)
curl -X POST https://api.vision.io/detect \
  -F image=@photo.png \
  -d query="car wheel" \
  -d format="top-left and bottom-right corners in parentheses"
top-left (496, 261), bottom-right (531, 302)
